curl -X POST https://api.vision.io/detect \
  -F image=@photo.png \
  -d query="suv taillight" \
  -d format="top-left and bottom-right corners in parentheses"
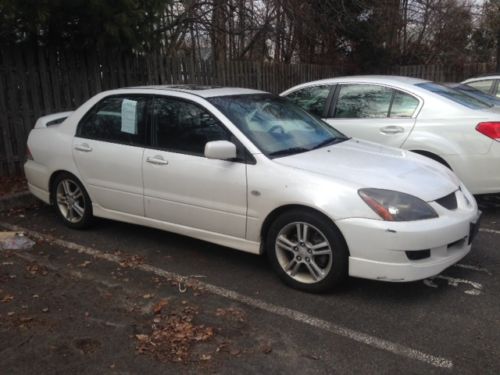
top-left (476, 122), bottom-right (500, 141)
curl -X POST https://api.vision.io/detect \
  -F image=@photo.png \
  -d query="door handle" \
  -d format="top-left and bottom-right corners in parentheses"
top-left (380, 126), bottom-right (405, 135)
top-left (146, 156), bottom-right (168, 165)
top-left (74, 143), bottom-right (93, 152)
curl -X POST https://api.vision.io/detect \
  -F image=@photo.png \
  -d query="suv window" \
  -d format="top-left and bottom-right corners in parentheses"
top-left (153, 97), bottom-right (232, 156)
top-left (334, 84), bottom-right (393, 118)
top-left (466, 80), bottom-right (493, 94)
top-left (390, 91), bottom-right (419, 118)
top-left (417, 82), bottom-right (492, 109)
top-left (285, 85), bottom-right (331, 117)
top-left (77, 96), bottom-right (148, 146)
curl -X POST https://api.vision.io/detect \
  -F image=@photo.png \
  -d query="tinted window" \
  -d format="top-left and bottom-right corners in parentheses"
top-left (495, 81), bottom-right (500, 98)
top-left (334, 85), bottom-right (392, 118)
top-left (466, 80), bottom-right (493, 94)
top-left (417, 82), bottom-right (491, 109)
top-left (208, 94), bottom-right (347, 157)
top-left (285, 85), bottom-right (331, 117)
top-left (78, 96), bottom-right (148, 145)
top-left (390, 91), bottom-right (419, 117)
top-left (154, 97), bottom-right (231, 156)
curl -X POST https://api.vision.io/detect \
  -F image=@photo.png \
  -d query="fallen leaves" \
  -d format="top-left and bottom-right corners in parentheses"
top-left (152, 299), bottom-right (168, 315)
top-left (25, 263), bottom-right (48, 277)
top-left (136, 304), bottom-right (215, 363)
top-left (1, 294), bottom-right (14, 303)
top-left (118, 255), bottom-right (144, 268)
top-left (0, 175), bottom-right (27, 196)
top-left (215, 307), bottom-right (246, 323)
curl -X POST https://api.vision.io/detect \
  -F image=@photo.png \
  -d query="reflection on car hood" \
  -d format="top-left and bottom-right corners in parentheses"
top-left (274, 139), bottom-right (459, 202)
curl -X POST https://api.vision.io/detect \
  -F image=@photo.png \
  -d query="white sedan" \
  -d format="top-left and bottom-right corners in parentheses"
top-left (282, 76), bottom-right (500, 195)
top-left (25, 86), bottom-right (480, 292)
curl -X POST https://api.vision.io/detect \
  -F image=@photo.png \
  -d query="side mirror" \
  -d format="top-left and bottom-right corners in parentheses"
top-left (204, 140), bottom-right (237, 160)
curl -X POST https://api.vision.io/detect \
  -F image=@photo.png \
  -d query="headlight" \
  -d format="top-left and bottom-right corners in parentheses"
top-left (358, 188), bottom-right (438, 221)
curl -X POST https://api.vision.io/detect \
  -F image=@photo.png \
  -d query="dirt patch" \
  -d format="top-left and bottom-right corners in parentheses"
top-left (0, 176), bottom-right (27, 197)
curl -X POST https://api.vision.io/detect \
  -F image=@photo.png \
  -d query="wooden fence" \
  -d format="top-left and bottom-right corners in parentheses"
top-left (0, 47), bottom-right (342, 176)
top-left (389, 62), bottom-right (498, 82)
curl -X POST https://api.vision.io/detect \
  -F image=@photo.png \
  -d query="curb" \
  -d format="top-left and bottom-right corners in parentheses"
top-left (0, 191), bottom-right (39, 213)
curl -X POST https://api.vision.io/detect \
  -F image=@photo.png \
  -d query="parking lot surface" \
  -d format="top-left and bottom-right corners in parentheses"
top-left (1, 196), bottom-right (499, 374)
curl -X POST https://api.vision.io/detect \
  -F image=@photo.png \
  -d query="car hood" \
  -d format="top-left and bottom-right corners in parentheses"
top-left (274, 139), bottom-right (459, 202)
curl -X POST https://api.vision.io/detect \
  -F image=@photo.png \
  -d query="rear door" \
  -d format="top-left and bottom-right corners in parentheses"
top-left (73, 95), bottom-right (150, 216)
top-left (323, 84), bottom-right (420, 148)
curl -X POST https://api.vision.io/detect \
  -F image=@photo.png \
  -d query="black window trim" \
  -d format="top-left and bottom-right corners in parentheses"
top-left (493, 80), bottom-right (500, 97)
top-left (76, 94), bottom-right (153, 148)
top-left (328, 83), bottom-right (422, 119)
top-left (150, 95), bottom-right (256, 165)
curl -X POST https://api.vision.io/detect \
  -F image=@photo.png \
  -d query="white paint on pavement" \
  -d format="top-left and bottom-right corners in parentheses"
top-left (479, 227), bottom-right (500, 235)
top-left (0, 221), bottom-right (454, 370)
top-left (453, 263), bottom-right (491, 275)
top-left (424, 275), bottom-right (483, 296)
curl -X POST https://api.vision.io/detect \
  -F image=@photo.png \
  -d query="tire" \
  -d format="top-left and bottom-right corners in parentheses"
top-left (51, 173), bottom-right (93, 229)
top-left (266, 209), bottom-right (348, 293)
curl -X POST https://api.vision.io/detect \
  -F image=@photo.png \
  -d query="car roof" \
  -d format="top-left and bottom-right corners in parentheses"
top-left (128, 84), bottom-right (267, 98)
top-left (463, 75), bottom-right (500, 83)
top-left (281, 75), bottom-right (430, 94)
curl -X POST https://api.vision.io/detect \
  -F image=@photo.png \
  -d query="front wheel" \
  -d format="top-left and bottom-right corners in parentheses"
top-left (266, 210), bottom-right (348, 293)
top-left (52, 173), bottom-right (93, 229)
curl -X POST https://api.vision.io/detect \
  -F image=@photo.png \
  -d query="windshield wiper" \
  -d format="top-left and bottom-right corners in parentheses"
top-left (269, 147), bottom-right (309, 157)
top-left (312, 137), bottom-right (349, 150)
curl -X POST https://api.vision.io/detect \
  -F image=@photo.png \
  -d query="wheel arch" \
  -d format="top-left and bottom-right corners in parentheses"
top-left (410, 150), bottom-right (452, 169)
top-left (48, 170), bottom-right (85, 204)
top-left (260, 204), bottom-right (349, 255)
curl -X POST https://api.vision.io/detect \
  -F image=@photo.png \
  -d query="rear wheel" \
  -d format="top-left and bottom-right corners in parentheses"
top-left (266, 209), bottom-right (348, 293)
top-left (52, 173), bottom-right (93, 229)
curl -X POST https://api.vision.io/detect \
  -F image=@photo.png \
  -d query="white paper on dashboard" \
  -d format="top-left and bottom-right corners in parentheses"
top-left (121, 99), bottom-right (137, 134)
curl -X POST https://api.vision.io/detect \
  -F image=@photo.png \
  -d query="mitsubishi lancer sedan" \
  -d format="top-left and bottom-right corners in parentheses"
top-left (25, 85), bottom-right (481, 292)
top-left (282, 76), bottom-right (500, 195)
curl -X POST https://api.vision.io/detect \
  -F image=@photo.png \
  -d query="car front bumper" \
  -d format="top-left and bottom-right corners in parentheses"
top-left (335, 207), bottom-right (481, 282)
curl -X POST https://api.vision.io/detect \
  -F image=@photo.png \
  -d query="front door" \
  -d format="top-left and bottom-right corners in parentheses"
top-left (142, 96), bottom-right (248, 238)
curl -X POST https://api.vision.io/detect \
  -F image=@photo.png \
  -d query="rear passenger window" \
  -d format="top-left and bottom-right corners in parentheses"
top-left (285, 85), bottom-right (331, 117)
top-left (334, 84), bottom-right (392, 118)
top-left (466, 80), bottom-right (494, 94)
top-left (390, 91), bottom-right (419, 118)
top-left (77, 96), bottom-right (148, 146)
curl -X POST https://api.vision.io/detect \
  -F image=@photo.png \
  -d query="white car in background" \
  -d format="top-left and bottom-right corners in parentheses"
top-left (25, 86), bottom-right (480, 292)
top-left (282, 76), bottom-right (500, 195)
top-left (462, 75), bottom-right (500, 98)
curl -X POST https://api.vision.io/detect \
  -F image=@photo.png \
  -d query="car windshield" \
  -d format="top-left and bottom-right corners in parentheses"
top-left (208, 94), bottom-right (348, 157)
top-left (416, 82), bottom-right (492, 109)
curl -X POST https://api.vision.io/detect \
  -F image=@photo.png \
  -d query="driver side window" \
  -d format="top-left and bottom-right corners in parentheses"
top-left (153, 97), bottom-right (231, 156)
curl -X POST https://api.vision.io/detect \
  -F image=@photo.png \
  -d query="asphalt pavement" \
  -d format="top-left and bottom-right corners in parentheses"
top-left (0, 196), bottom-right (499, 374)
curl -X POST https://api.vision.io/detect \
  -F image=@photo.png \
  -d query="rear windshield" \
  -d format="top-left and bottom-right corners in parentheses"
top-left (416, 82), bottom-right (492, 109)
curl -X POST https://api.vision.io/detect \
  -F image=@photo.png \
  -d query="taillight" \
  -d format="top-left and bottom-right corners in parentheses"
top-left (476, 122), bottom-right (500, 141)
top-left (26, 146), bottom-right (33, 161)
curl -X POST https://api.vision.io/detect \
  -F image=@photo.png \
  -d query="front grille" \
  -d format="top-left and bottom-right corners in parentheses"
top-left (436, 192), bottom-right (457, 210)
